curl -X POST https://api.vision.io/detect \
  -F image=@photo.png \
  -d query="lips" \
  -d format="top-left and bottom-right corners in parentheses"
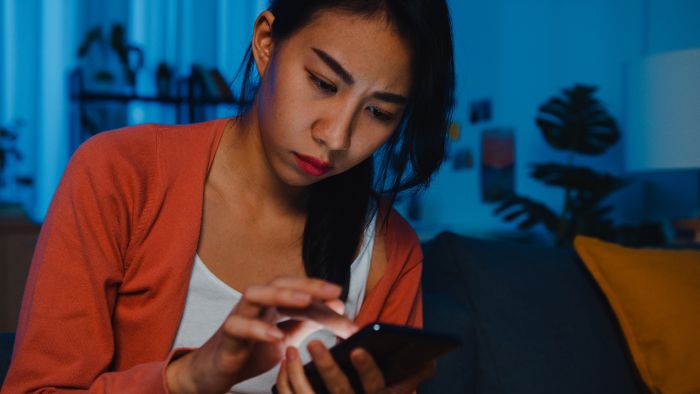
top-left (294, 153), bottom-right (333, 177)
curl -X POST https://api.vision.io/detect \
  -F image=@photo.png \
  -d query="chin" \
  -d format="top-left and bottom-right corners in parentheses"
top-left (276, 168), bottom-right (323, 188)
top-left (275, 160), bottom-right (335, 188)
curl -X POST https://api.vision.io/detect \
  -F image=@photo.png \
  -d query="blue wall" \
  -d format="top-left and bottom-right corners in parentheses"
top-left (2, 0), bottom-right (699, 238)
top-left (401, 0), bottom-right (700, 240)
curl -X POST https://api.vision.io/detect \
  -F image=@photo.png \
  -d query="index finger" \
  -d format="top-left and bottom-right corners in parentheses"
top-left (279, 300), bottom-right (359, 339)
top-left (270, 277), bottom-right (343, 299)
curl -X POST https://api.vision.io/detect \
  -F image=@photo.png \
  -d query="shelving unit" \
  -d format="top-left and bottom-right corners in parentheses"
top-left (68, 68), bottom-right (241, 152)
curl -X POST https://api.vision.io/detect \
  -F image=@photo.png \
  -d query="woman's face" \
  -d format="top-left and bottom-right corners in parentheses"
top-left (252, 9), bottom-right (412, 187)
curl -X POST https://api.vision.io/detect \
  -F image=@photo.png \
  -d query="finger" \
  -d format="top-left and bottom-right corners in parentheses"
top-left (234, 285), bottom-right (314, 318)
top-left (277, 318), bottom-right (320, 349)
top-left (221, 314), bottom-right (285, 351)
top-left (271, 277), bottom-right (343, 300)
top-left (276, 360), bottom-right (294, 394)
top-left (307, 340), bottom-right (354, 394)
top-left (286, 346), bottom-right (315, 394)
top-left (325, 299), bottom-right (345, 315)
top-left (279, 300), bottom-right (358, 339)
top-left (350, 347), bottom-right (385, 393)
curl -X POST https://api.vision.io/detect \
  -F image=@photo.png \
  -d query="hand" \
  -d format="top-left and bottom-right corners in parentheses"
top-left (275, 341), bottom-right (437, 393)
top-left (166, 277), bottom-right (359, 394)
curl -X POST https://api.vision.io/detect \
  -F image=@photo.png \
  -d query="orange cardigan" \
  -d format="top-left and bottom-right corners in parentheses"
top-left (2, 119), bottom-right (423, 393)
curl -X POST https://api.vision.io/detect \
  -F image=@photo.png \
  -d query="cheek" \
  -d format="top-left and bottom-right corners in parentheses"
top-left (345, 127), bottom-right (396, 165)
top-left (259, 71), bottom-right (312, 138)
top-left (257, 85), bottom-right (298, 147)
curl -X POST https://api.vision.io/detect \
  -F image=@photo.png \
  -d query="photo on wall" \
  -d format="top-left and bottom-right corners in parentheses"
top-left (480, 127), bottom-right (515, 202)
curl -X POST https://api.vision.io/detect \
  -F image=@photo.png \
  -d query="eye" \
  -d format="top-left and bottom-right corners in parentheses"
top-left (367, 106), bottom-right (394, 123)
top-left (308, 73), bottom-right (337, 94)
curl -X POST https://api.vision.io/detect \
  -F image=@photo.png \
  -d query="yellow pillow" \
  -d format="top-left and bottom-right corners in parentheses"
top-left (574, 236), bottom-right (700, 394)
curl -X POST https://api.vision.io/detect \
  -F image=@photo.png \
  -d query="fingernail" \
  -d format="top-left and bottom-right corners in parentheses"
top-left (307, 341), bottom-right (324, 357)
top-left (267, 327), bottom-right (284, 339)
top-left (286, 346), bottom-right (298, 361)
top-left (338, 324), bottom-right (359, 339)
top-left (352, 348), bottom-right (369, 363)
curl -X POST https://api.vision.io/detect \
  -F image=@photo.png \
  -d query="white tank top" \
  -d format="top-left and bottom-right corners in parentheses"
top-left (171, 212), bottom-right (377, 393)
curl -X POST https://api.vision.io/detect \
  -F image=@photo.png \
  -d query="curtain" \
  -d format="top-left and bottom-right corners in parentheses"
top-left (0, 0), bottom-right (265, 221)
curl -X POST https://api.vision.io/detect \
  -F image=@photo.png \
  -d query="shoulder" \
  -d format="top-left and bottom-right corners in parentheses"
top-left (68, 123), bottom-right (160, 177)
top-left (53, 124), bottom-right (163, 239)
top-left (68, 119), bottom-right (223, 180)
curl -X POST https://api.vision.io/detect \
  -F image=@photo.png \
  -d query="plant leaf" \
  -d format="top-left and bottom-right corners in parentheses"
top-left (494, 194), bottom-right (559, 233)
top-left (530, 163), bottom-right (626, 196)
top-left (535, 84), bottom-right (620, 155)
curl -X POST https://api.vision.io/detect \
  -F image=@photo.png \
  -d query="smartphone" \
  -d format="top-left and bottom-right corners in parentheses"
top-left (272, 322), bottom-right (461, 394)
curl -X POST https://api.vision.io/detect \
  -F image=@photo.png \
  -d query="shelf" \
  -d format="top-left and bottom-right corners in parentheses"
top-left (68, 67), bottom-right (241, 152)
top-left (70, 92), bottom-right (241, 106)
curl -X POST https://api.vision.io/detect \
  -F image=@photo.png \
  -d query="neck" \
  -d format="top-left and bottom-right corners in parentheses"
top-left (213, 106), bottom-right (308, 218)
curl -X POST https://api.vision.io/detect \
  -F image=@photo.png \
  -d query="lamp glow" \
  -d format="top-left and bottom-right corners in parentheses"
top-left (625, 48), bottom-right (700, 172)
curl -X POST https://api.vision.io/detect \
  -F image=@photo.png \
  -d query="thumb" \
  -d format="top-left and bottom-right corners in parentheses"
top-left (324, 299), bottom-right (345, 315)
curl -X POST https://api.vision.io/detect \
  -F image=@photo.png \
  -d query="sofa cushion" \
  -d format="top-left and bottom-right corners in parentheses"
top-left (575, 236), bottom-right (700, 394)
top-left (420, 235), bottom-right (477, 393)
top-left (420, 232), bottom-right (646, 394)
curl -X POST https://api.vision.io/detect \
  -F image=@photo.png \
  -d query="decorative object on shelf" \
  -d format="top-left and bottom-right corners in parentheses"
top-left (75, 24), bottom-right (144, 138)
top-left (191, 65), bottom-right (234, 100)
top-left (77, 24), bottom-right (144, 93)
top-left (156, 62), bottom-right (174, 98)
top-left (494, 84), bottom-right (627, 246)
top-left (68, 65), bottom-right (238, 153)
top-left (481, 127), bottom-right (514, 202)
top-left (625, 48), bottom-right (700, 244)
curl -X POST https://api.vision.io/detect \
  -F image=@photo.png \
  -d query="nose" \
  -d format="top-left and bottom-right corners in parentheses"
top-left (310, 106), bottom-right (355, 151)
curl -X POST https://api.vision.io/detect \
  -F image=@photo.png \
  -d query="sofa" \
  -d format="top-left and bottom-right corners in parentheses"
top-left (0, 232), bottom-right (650, 392)
top-left (418, 232), bottom-right (649, 394)
top-left (2, 231), bottom-right (694, 393)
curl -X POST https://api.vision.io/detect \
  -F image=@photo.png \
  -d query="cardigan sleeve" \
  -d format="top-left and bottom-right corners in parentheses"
top-left (355, 207), bottom-right (424, 329)
top-left (1, 131), bottom-right (172, 393)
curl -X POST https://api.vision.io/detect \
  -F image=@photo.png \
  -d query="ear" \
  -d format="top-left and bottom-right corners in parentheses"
top-left (251, 10), bottom-right (276, 77)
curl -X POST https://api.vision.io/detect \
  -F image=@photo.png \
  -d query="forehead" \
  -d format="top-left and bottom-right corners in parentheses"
top-left (280, 9), bottom-right (413, 92)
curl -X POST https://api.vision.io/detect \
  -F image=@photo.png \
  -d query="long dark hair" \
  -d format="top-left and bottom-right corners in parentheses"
top-left (234, 0), bottom-right (454, 300)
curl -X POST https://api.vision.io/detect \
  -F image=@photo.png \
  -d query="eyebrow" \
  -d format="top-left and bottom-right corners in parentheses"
top-left (312, 47), bottom-right (354, 85)
top-left (372, 91), bottom-right (410, 105)
top-left (311, 47), bottom-right (410, 105)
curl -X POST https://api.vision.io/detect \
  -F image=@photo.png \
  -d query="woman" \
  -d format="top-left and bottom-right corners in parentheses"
top-left (2, 0), bottom-right (454, 393)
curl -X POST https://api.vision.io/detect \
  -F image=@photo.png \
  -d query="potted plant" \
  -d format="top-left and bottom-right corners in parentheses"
top-left (494, 84), bottom-right (626, 246)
